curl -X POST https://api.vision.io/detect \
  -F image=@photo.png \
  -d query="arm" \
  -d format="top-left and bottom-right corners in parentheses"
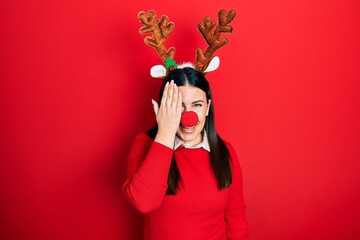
top-left (122, 133), bottom-right (173, 213)
top-left (123, 81), bottom-right (182, 213)
top-left (225, 143), bottom-right (249, 240)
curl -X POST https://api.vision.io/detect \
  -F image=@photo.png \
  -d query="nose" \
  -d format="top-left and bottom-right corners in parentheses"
top-left (180, 111), bottom-right (198, 127)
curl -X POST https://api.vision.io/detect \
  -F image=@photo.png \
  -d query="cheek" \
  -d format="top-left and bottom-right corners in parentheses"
top-left (195, 109), bottom-right (208, 123)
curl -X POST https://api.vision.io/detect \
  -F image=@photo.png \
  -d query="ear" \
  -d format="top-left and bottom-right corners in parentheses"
top-left (203, 56), bottom-right (220, 73)
top-left (206, 99), bottom-right (211, 116)
top-left (150, 65), bottom-right (167, 78)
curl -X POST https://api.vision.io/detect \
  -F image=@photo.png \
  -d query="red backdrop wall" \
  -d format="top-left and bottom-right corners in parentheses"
top-left (1, 0), bottom-right (360, 239)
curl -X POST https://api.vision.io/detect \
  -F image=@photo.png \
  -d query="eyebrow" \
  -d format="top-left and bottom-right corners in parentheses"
top-left (182, 100), bottom-right (205, 106)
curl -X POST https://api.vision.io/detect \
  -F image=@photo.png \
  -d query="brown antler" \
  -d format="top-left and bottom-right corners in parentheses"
top-left (194, 9), bottom-right (236, 72)
top-left (138, 11), bottom-right (176, 62)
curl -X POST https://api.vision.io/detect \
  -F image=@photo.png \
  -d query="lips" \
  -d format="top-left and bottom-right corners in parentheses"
top-left (181, 125), bottom-right (196, 134)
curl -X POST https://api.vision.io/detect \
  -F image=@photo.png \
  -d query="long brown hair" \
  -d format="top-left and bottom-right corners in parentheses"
top-left (147, 67), bottom-right (232, 194)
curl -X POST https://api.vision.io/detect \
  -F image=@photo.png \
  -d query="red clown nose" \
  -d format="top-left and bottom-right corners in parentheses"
top-left (180, 111), bottom-right (198, 127)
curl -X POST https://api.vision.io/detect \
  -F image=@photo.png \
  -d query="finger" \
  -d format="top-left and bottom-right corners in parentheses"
top-left (160, 81), bottom-right (169, 108)
top-left (172, 83), bottom-right (178, 110)
top-left (166, 80), bottom-right (174, 108)
top-left (176, 91), bottom-right (182, 113)
top-left (152, 99), bottom-right (159, 116)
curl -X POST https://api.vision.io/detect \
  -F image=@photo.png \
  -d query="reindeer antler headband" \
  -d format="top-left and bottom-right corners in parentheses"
top-left (138, 9), bottom-right (236, 78)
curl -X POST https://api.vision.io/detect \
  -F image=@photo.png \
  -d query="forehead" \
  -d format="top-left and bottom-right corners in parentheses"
top-left (178, 85), bottom-right (207, 102)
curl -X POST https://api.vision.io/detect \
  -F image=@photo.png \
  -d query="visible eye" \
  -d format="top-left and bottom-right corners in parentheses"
top-left (193, 103), bottom-right (203, 108)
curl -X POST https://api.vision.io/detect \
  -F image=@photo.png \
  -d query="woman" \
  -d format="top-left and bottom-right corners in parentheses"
top-left (122, 67), bottom-right (249, 240)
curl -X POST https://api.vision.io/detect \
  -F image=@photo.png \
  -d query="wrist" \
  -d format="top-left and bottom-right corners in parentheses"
top-left (154, 131), bottom-right (176, 149)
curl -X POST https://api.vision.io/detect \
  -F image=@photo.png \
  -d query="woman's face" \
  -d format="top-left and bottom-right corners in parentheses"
top-left (176, 85), bottom-right (211, 147)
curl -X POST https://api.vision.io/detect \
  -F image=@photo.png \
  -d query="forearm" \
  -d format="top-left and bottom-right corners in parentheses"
top-left (123, 141), bottom-right (173, 213)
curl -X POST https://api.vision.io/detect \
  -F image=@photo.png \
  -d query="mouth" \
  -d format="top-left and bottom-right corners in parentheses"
top-left (180, 124), bottom-right (196, 134)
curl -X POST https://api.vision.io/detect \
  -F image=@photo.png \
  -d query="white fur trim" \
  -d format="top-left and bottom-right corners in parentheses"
top-left (178, 62), bottom-right (195, 69)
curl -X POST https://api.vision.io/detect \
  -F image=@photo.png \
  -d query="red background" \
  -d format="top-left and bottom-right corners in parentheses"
top-left (1, 0), bottom-right (360, 239)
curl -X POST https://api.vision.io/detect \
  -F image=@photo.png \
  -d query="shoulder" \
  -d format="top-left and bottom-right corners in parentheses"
top-left (220, 138), bottom-right (242, 167)
top-left (220, 139), bottom-right (245, 184)
top-left (134, 131), bottom-right (153, 143)
top-left (221, 138), bottom-right (237, 157)
top-left (129, 131), bottom-right (153, 153)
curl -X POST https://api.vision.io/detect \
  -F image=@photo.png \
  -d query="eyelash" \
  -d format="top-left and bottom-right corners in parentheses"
top-left (181, 103), bottom-right (203, 110)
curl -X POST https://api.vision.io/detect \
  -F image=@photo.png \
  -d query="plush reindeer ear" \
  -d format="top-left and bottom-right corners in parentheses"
top-left (150, 65), bottom-right (167, 78)
top-left (203, 56), bottom-right (220, 73)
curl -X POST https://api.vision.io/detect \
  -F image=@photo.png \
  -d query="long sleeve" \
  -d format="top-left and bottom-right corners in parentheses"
top-left (122, 132), bottom-right (173, 213)
top-left (225, 143), bottom-right (249, 240)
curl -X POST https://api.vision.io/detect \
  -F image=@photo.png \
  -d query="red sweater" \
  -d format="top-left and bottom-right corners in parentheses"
top-left (123, 132), bottom-right (248, 240)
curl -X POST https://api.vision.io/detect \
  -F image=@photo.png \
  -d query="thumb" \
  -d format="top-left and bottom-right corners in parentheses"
top-left (151, 99), bottom-right (159, 116)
